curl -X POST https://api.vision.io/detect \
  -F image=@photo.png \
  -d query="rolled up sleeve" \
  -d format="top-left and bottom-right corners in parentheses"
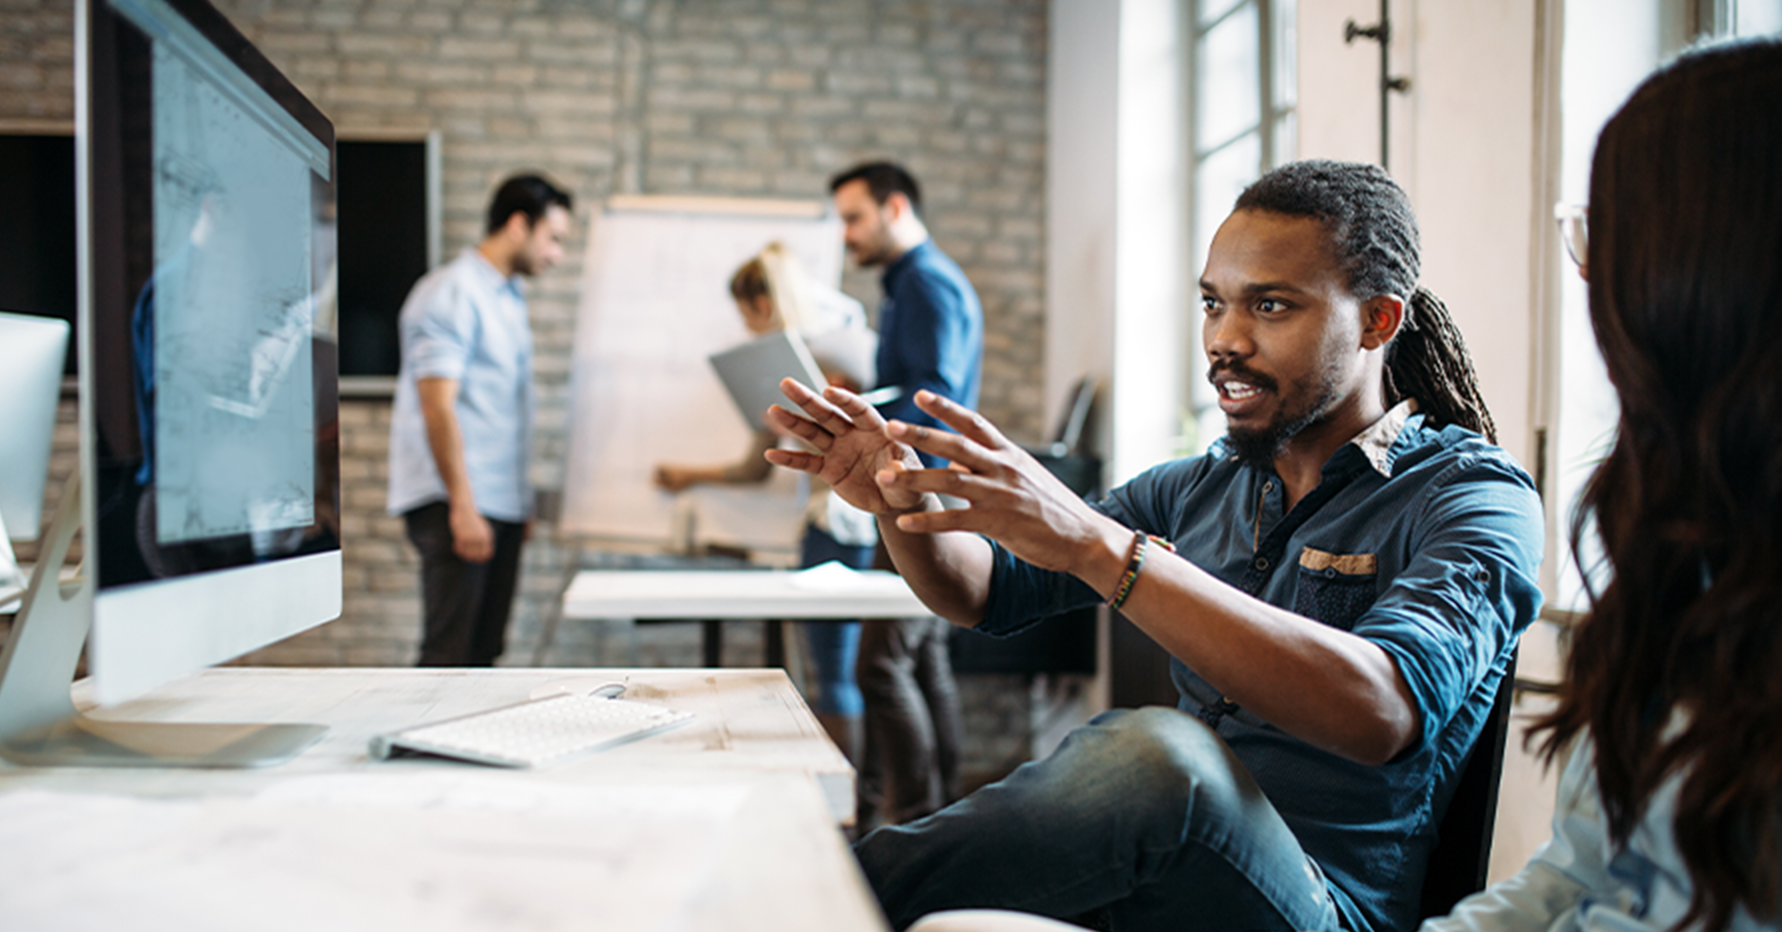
top-left (402, 280), bottom-right (474, 382)
top-left (1353, 456), bottom-right (1546, 751)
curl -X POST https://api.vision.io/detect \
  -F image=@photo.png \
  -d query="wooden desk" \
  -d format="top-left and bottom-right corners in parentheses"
top-left (551, 567), bottom-right (931, 667)
top-left (0, 667), bottom-right (885, 932)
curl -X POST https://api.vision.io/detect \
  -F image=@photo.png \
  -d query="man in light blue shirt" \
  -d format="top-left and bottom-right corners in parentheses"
top-left (387, 174), bottom-right (572, 667)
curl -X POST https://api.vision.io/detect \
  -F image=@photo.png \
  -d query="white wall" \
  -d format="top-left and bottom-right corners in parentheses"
top-left (1048, 0), bottom-right (1190, 487)
top-left (1045, 0), bottom-right (1119, 452)
top-left (1297, 0), bottom-right (1542, 469)
top-left (1111, 0), bottom-right (1191, 484)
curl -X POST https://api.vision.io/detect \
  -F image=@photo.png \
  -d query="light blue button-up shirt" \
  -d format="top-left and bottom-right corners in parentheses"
top-left (1423, 727), bottom-right (1770, 932)
top-left (980, 404), bottom-right (1546, 932)
top-left (386, 248), bottom-right (535, 522)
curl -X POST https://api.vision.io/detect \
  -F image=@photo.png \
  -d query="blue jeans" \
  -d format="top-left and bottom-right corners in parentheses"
top-left (799, 525), bottom-right (873, 716)
top-left (854, 706), bottom-right (1342, 932)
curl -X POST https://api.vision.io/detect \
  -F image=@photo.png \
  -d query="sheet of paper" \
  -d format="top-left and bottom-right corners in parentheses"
top-left (789, 561), bottom-right (915, 597)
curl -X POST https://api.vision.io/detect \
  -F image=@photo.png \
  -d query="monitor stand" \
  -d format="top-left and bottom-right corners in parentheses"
top-left (0, 473), bottom-right (326, 767)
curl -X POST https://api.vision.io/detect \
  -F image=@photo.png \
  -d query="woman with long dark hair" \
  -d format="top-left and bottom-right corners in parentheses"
top-left (1425, 37), bottom-right (1782, 932)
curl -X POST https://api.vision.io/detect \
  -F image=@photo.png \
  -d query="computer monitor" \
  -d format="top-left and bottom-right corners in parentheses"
top-left (0, 313), bottom-right (69, 544)
top-left (0, 0), bottom-right (341, 767)
top-left (0, 312), bottom-right (70, 608)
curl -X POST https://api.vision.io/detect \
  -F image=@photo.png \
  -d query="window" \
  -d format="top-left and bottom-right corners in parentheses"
top-left (1185, 0), bottom-right (1297, 455)
top-left (1544, 0), bottom-right (1779, 614)
top-left (334, 136), bottom-right (440, 383)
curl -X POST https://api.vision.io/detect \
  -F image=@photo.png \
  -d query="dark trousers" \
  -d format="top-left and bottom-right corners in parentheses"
top-left (403, 502), bottom-right (526, 667)
top-left (855, 708), bottom-right (1342, 932)
top-left (857, 614), bottom-right (965, 827)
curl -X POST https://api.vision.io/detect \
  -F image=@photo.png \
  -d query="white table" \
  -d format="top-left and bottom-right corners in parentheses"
top-left (544, 566), bottom-right (933, 667)
top-left (0, 667), bottom-right (885, 932)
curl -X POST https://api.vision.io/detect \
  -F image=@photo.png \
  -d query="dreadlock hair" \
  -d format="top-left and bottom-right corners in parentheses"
top-left (1233, 160), bottom-right (1497, 443)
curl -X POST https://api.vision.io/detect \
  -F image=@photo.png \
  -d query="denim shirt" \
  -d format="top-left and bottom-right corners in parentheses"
top-left (981, 404), bottom-right (1546, 932)
top-left (875, 240), bottom-right (983, 467)
top-left (387, 249), bottom-right (535, 522)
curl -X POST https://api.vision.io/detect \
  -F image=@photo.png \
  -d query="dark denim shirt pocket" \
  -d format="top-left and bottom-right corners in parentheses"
top-left (1292, 547), bottom-right (1379, 632)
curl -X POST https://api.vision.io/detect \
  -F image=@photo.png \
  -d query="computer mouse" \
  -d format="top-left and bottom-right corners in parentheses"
top-left (527, 679), bottom-right (627, 701)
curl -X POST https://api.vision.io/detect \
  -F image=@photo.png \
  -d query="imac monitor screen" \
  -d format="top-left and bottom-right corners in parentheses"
top-left (0, 0), bottom-right (339, 766)
top-left (86, 0), bottom-right (342, 699)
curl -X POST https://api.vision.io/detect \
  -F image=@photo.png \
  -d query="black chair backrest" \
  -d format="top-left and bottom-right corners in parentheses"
top-left (1053, 376), bottom-right (1097, 451)
top-left (1418, 651), bottom-right (1519, 919)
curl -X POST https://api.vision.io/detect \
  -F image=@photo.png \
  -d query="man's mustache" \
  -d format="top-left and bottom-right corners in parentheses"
top-left (1207, 362), bottom-right (1277, 392)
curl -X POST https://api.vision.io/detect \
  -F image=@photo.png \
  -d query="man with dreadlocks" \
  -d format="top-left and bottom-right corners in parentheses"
top-left (763, 160), bottom-right (1543, 932)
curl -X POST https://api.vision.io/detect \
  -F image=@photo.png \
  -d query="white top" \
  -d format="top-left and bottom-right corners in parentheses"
top-left (387, 249), bottom-right (535, 521)
top-left (1422, 732), bottom-right (1772, 932)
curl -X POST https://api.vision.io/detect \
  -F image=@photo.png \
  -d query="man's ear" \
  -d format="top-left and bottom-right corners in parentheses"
top-left (1360, 294), bottom-right (1405, 351)
top-left (883, 191), bottom-right (911, 224)
top-left (500, 210), bottom-right (534, 243)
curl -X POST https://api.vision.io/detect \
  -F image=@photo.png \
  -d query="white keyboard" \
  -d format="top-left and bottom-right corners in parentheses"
top-left (369, 693), bottom-right (694, 768)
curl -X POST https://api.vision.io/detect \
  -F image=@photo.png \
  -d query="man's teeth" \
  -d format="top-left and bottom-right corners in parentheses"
top-left (1224, 382), bottom-right (1261, 399)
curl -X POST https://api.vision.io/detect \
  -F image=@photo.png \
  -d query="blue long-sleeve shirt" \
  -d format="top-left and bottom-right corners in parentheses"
top-left (874, 240), bottom-right (983, 467)
top-left (979, 404), bottom-right (1547, 932)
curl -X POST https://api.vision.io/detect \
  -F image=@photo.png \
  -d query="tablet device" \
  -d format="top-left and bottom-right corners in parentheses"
top-left (709, 330), bottom-right (828, 431)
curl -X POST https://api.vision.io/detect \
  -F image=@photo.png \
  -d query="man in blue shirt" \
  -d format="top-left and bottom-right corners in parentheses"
top-left (830, 162), bottom-right (985, 828)
top-left (388, 174), bottom-right (572, 667)
top-left (769, 161), bottom-right (1544, 932)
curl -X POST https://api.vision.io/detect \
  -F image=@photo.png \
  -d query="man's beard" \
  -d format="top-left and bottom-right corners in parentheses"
top-left (1216, 363), bottom-right (1343, 471)
top-left (848, 230), bottom-right (898, 268)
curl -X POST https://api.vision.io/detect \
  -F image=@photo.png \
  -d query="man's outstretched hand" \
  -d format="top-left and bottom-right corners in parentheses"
top-left (764, 381), bottom-right (1125, 582)
top-left (763, 378), bottom-right (928, 516)
top-left (871, 389), bottom-right (1124, 578)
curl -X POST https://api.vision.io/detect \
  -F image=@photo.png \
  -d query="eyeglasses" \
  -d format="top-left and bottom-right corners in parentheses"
top-left (1553, 202), bottom-right (1588, 269)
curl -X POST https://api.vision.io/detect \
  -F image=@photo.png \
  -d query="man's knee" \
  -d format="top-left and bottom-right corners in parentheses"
top-left (1078, 706), bottom-right (1259, 824)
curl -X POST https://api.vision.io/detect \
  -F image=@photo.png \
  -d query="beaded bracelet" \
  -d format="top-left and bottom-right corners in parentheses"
top-left (1108, 530), bottom-right (1175, 611)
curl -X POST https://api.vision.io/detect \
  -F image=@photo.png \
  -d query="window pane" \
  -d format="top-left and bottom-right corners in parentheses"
top-left (1736, 0), bottom-right (1782, 34)
top-left (1272, 0), bottom-right (1298, 110)
top-left (1199, 0), bottom-right (1248, 29)
top-left (1193, 133), bottom-right (1261, 292)
top-left (1197, 2), bottom-right (1261, 153)
top-left (1270, 112), bottom-right (1297, 168)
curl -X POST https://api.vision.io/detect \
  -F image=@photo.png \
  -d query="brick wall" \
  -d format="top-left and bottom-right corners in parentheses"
top-left (3, 0), bottom-right (1049, 782)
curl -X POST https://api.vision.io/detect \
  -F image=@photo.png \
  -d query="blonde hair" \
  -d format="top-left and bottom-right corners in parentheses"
top-left (727, 242), bottom-right (873, 388)
top-left (727, 241), bottom-right (830, 335)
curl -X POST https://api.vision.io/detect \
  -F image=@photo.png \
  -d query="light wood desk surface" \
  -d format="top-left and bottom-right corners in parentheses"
top-left (0, 667), bottom-right (885, 932)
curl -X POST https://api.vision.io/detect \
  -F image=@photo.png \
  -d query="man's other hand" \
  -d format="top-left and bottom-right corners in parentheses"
top-left (876, 390), bottom-right (1124, 579)
top-left (449, 504), bottom-right (495, 563)
top-left (653, 464), bottom-right (699, 492)
top-left (763, 378), bottom-right (927, 516)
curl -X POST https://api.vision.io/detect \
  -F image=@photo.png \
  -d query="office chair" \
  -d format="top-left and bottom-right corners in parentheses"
top-left (1020, 376), bottom-right (1099, 497)
top-left (1418, 651), bottom-right (1520, 919)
